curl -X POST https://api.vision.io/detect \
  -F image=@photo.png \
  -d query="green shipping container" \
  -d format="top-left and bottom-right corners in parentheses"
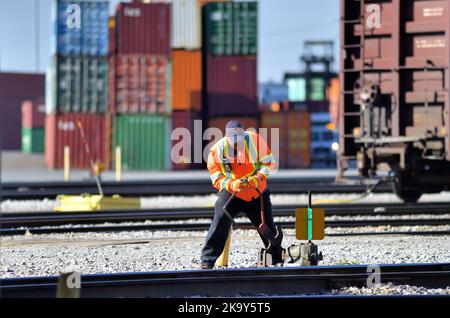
top-left (310, 78), bottom-right (325, 101)
top-left (21, 127), bottom-right (45, 153)
top-left (46, 55), bottom-right (108, 113)
top-left (287, 78), bottom-right (306, 102)
top-left (113, 114), bottom-right (171, 171)
top-left (204, 2), bottom-right (257, 56)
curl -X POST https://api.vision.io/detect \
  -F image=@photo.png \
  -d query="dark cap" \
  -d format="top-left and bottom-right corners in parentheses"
top-left (225, 120), bottom-right (244, 130)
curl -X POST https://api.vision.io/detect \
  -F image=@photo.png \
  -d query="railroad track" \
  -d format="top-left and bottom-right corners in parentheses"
top-left (0, 176), bottom-right (391, 199)
top-left (1, 263), bottom-right (449, 298)
top-left (2, 202), bottom-right (450, 229)
top-left (3, 218), bottom-right (450, 236)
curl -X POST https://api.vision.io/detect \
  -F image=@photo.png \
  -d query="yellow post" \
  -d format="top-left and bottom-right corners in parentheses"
top-left (64, 146), bottom-right (70, 182)
top-left (115, 146), bottom-right (122, 182)
top-left (215, 229), bottom-right (232, 268)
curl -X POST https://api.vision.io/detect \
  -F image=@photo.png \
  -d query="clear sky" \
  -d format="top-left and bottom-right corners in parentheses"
top-left (0, 0), bottom-right (339, 83)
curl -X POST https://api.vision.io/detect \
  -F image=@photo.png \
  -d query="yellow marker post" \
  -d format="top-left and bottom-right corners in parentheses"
top-left (216, 229), bottom-right (232, 268)
top-left (115, 145), bottom-right (122, 182)
top-left (63, 146), bottom-right (70, 182)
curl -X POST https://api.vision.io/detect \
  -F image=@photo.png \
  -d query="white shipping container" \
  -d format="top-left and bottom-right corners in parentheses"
top-left (172, 0), bottom-right (201, 49)
top-left (146, 0), bottom-right (202, 50)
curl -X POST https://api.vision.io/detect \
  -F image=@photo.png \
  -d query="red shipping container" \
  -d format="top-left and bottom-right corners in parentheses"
top-left (22, 98), bottom-right (46, 129)
top-left (115, 2), bottom-right (171, 56)
top-left (45, 114), bottom-right (111, 169)
top-left (109, 55), bottom-right (171, 113)
top-left (171, 111), bottom-right (203, 170)
top-left (205, 55), bottom-right (258, 117)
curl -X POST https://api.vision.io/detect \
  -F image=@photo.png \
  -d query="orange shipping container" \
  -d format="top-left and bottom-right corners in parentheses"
top-left (45, 114), bottom-right (111, 169)
top-left (260, 111), bottom-right (311, 169)
top-left (171, 50), bottom-right (202, 111)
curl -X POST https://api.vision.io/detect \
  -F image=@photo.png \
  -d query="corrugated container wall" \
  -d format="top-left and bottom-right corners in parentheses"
top-left (138, 0), bottom-right (231, 49)
top-left (22, 128), bottom-right (45, 153)
top-left (171, 111), bottom-right (203, 170)
top-left (261, 111), bottom-right (311, 169)
top-left (205, 55), bottom-right (258, 117)
top-left (22, 99), bottom-right (46, 128)
top-left (260, 112), bottom-right (288, 169)
top-left (109, 55), bottom-right (171, 113)
top-left (115, 2), bottom-right (171, 56)
top-left (45, 114), bottom-right (110, 169)
top-left (109, 17), bottom-right (116, 55)
top-left (172, 50), bottom-right (202, 111)
top-left (51, 0), bottom-right (109, 56)
top-left (172, 0), bottom-right (201, 49)
top-left (46, 56), bottom-right (109, 113)
top-left (286, 111), bottom-right (311, 168)
top-left (203, 1), bottom-right (257, 56)
top-left (0, 72), bottom-right (45, 150)
top-left (113, 114), bottom-right (171, 170)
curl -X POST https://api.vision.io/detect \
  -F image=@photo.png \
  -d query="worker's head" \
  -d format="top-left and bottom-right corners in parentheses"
top-left (225, 120), bottom-right (245, 149)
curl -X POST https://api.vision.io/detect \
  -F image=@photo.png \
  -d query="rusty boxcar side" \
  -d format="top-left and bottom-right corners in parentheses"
top-left (339, 0), bottom-right (450, 201)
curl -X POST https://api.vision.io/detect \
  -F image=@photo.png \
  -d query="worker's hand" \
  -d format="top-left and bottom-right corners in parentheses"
top-left (247, 175), bottom-right (263, 188)
top-left (230, 179), bottom-right (246, 192)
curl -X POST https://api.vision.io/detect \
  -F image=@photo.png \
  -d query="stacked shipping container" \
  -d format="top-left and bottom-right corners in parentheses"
top-left (110, 2), bottom-right (172, 170)
top-left (45, 0), bottom-right (110, 169)
top-left (0, 73), bottom-right (45, 150)
top-left (203, 1), bottom-right (259, 137)
top-left (260, 111), bottom-right (311, 169)
top-left (21, 99), bottom-right (46, 153)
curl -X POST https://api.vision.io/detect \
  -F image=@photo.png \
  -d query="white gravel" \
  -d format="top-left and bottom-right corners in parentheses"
top-left (2, 191), bottom-right (450, 213)
top-left (1, 229), bottom-right (449, 278)
top-left (332, 282), bottom-right (450, 295)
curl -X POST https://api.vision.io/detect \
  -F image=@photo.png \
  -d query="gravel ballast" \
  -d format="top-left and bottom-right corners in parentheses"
top-left (1, 230), bottom-right (449, 279)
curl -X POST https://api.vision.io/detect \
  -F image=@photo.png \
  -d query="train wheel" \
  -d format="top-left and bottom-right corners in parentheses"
top-left (393, 189), bottom-right (422, 203)
top-left (392, 169), bottom-right (423, 203)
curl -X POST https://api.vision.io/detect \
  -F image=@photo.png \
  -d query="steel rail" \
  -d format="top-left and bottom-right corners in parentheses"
top-left (2, 218), bottom-right (450, 236)
top-left (0, 177), bottom-right (391, 199)
top-left (2, 202), bottom-right (450, 229)
top-left (1, 263), bottom-right (449, 298)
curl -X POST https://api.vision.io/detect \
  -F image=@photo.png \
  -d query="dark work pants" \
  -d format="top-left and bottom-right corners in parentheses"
top-left (201, 189), bottom-right (276, 265)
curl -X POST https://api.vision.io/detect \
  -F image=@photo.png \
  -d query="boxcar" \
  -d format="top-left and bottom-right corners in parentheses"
top-left (339, 0), bottom-right (450, 202)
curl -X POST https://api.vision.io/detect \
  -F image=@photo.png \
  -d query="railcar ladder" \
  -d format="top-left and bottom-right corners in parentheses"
top-left (338, 0), bottom-right (367, 178)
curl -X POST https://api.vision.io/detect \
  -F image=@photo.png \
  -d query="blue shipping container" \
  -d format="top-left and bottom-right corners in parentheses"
top-left (51, 0), bottom-right (109, 56)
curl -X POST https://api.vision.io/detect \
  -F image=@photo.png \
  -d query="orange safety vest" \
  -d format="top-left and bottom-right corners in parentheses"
top-left (207, 131), bottom-right (276, 201)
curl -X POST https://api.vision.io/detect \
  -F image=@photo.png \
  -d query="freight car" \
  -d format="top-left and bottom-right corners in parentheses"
top-left (338, 0), bottom-right (450, 202)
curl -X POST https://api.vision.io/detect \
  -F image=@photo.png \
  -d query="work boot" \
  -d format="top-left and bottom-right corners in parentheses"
top-left (266, 226), bottom-right (284, 265)
top-left (200, 262), bottom-right (214, 270)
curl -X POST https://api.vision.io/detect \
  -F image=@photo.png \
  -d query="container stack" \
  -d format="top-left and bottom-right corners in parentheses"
top-left (21, 99), bottom-right (46, 153)
top-left (203, 1), bottom-right (259, 132)
top-left (109, 1), bottom-right (172, 170)
top-left (45, 0), bottom-right (110, 169)
top-left (170, 0), bottom-right (204, 170)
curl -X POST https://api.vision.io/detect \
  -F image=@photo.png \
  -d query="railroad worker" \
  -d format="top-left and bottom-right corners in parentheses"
top-left (201, 120), bottom-right (283, 269)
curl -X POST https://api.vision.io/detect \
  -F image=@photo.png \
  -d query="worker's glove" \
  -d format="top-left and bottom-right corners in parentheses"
top-left (230, 179), bottom-right (246, 192)
top-left (247, 175), bottom-right (263, 188)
